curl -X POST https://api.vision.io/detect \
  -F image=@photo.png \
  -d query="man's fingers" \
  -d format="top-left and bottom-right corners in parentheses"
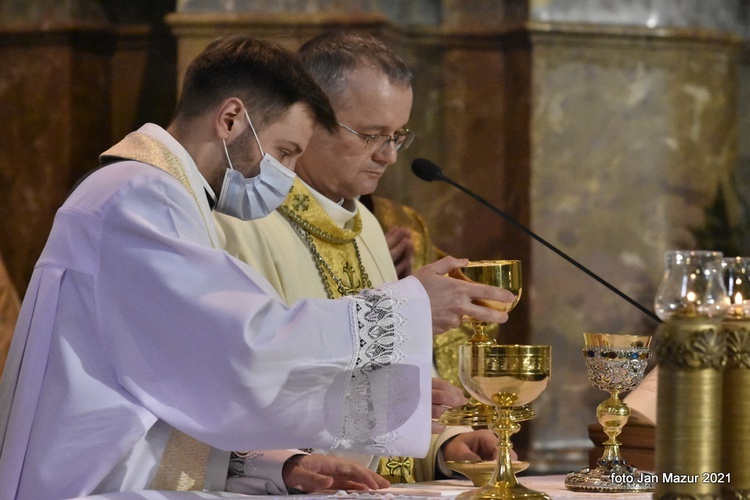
top-left (422, 256), bottom-right (469, 276)
top-left (286, 468), bottom-right (335, 493)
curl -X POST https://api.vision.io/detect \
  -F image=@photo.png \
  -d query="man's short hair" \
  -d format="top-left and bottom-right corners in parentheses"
top-left (298, 31), bottom-right (413, 102)
top-left (173, 35), bottom-right (337, 132)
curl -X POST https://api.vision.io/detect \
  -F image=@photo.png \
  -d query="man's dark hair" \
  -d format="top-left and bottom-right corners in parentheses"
top-left (173, 35), bottom-right (336, 132)
top-left (298, 31), bottom-right (413, 102)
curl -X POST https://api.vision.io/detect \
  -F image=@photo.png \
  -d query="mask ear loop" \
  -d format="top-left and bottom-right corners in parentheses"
top-left (222, 139), bottom-right (235, 171)
top-left (244, 110), bottom-right (265, 157)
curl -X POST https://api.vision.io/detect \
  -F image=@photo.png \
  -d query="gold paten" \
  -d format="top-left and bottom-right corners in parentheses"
top-left (721, 319), bottom-right (750, 498)
top-left (446, 460), bottom-right (530, 486)
top-left (565, 333), bottom-right (654, 493)
top-left (654, 316), bottom-right (725, 500)
top-left (456, 344), bottom-right (551, 500)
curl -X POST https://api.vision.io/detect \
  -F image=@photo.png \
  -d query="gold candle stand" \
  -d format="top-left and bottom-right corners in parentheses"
top-left (654, 316), bottom-right (725, 500)
top-left (721, 318), bottom-right (750, 498)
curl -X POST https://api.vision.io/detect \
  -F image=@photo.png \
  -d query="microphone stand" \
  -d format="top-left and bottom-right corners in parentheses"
top-left (433, 171), bottom-right (662, 324)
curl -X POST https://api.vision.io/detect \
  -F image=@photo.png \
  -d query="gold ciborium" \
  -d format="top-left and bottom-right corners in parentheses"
top-left (564, 333), bottom-right (655, 493)
top-left (457, 344), bottom-right (551, 500)
top-left (440, 260), bottom-right (534, 427)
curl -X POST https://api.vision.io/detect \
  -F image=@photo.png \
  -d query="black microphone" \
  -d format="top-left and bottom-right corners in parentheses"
top-left (411, 158), bottom-right (661, 323)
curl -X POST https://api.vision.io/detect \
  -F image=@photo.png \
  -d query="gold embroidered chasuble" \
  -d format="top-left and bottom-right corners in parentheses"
top-left (277, 180), bottom-right (415, 483)
top-left (216, 179), bottom-right (474, 487)
top-left (277, 179), bottom-right (373, 299)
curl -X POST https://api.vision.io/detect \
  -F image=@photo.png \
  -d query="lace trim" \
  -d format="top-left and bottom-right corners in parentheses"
top-left (332, 286), bottom-right (408, 456)
top-left (227, 450), bottom-right (264, 479)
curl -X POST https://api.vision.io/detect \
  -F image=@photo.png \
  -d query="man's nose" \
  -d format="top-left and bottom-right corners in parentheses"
top-left (372, 140), bottom-right (398, 165)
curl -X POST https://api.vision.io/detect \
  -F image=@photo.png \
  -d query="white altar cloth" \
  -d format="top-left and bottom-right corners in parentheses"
top-left (73, 475), bottom-right (653, 500)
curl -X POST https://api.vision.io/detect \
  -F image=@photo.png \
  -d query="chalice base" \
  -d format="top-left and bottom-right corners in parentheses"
top-left (564, 461), bottom-right (655, 493)
top-left (439, 399), bottom-right (497, 427)
top-left (439, 401), bottom-right (535, 427)
top-left (457, 481), bottom-right (550, 500)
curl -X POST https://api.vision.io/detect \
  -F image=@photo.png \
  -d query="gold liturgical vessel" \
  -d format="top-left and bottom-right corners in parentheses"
top-left (564, 333), bottom-right (654, 493)
top-left (438, 260), bottom-right (551, 499)
top-left (439, 260), bottom-right (535, 427)
top-left (457, 343), bottom-right (551, 500)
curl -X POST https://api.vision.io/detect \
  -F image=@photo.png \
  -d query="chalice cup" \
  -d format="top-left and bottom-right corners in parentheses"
top-left (440, 261), bottom-right (534, 427)
top-left (564, 333), bottom-right (654, 493)
top-left (457, 344), bottom-right (551, 500)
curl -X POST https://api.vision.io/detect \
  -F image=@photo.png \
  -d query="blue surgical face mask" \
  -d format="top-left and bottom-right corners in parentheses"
top-left (215, 110), bottom-right (296, 220)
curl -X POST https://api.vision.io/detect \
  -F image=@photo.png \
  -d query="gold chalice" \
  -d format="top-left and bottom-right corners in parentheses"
top-left (440, 260), bottom-right (534, 427)
top-left (564, 333), bottom-right (655, 493)
top-left (457, 344), bottom-right (551, 500)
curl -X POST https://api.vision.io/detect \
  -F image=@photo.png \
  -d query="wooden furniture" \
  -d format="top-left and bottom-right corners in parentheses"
top-left (587, 415), bottom-right (655, 471)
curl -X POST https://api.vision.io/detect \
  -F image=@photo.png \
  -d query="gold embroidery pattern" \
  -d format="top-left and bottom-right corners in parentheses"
top-left (377, 455), bottom-right (416, 484)
top-left (279, 179), bottom-right (413, 482)
top-left (278, 179), bottom-right (372, 298)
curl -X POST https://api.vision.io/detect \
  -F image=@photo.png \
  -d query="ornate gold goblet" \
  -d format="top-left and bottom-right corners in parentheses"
top-left (457, 344), bottom-right (552, 500)
top-left (564, 333), bottom-right (655, 493)
top-left (440, 260), bottom-right (533, 427)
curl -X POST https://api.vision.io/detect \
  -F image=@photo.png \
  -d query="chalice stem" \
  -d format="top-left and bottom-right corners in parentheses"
top-left (470, 321), bottom-right (496, 345)
top-left (597, 391), bottom-right (628, 465)
top-left (488, 408), bottom-right (521, 488)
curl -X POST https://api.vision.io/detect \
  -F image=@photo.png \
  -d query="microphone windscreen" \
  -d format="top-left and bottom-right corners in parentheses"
top-left (411, 158), bottom-right (444, 182)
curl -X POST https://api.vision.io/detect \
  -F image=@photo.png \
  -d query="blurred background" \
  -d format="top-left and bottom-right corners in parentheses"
top-left (2, 0), bottom-right (749, 474)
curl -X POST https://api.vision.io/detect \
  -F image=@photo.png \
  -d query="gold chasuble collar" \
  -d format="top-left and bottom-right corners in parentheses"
top-left (277, 178), bottom-right (372, 299)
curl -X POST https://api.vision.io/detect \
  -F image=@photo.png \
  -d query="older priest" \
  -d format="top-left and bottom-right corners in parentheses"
top-left (0, 36), bottom-right (512, 498)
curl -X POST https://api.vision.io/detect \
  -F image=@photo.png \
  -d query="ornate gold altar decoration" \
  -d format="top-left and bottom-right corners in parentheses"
top-left (653, 250), bottom-right (729, 500)
top-left (719, 256), bottom-right (750, 498)
top-left (564, 333), bottom-right (654, 493)
top-left (654, 318), bottom-right (725, 499)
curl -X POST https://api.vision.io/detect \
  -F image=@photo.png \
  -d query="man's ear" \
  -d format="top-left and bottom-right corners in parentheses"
top-left (215, 97), bottom-right (245, 141)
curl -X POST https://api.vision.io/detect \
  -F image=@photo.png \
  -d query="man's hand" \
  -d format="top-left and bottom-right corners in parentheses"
top-left (282, 454), bottom-right (390, 493)
top-left (412, 257), bottom-right (515, 334)
top-left (385, 227), bottom-right (414, 279)
top-left (431, 377), bottom-right (467, 433)
top-left (441, 429), bottom-right (519, 462)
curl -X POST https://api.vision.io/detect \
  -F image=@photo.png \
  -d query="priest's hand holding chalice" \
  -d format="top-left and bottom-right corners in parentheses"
top-left (439, 261), bottom-right (535, 427)
top-left (437, 260), bottom-right (552, 500)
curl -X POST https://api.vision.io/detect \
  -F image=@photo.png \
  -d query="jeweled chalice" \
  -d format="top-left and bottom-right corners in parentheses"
top-left (439, 260), bottom-right (535, 427)
top-left (457, 344), bottom-right (551, 500)
top-left (564, 333), bottom-right (654, 493)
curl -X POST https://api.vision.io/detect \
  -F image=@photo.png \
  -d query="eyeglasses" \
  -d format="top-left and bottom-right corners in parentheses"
top-left (337, 122), bottom-right (415, 152)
